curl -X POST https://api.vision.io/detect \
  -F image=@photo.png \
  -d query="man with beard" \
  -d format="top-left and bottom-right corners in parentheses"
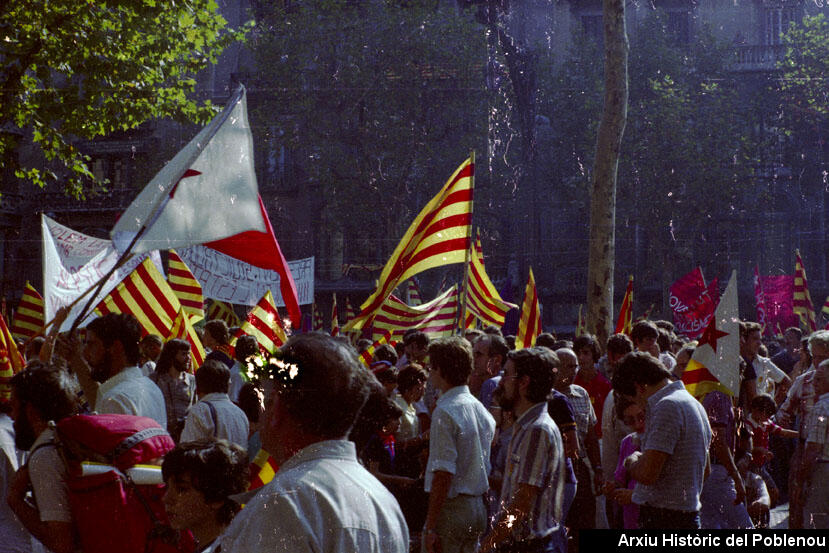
top-left (7, 363), bottom-right (81, 553)
top-left (149, 339), bottom-right (196, 442)
top-left (479, 347), bottom-right (564, 553)
top-left (81, 313), bottom-right (166, 427)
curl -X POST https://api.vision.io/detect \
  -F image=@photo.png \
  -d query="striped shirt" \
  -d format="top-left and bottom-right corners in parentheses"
top-left (560, 384), bottom-right (596, 456)
top-left (777, 368), bottom-right (818, 434)
top-left (499, 402), bottom-right (564, 541)
top-left (805, 393), bottom-right (829, 461)
top-left (633, 380), bottom-right (712, 512)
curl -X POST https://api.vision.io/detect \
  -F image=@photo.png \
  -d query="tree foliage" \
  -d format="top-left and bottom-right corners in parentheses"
top-left (0, 0), bottom-right (250, 197)
top-left (779, 14), bottom-right (829, 120)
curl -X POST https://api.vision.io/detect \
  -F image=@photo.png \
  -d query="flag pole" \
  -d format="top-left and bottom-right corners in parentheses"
top-left (456, 150), bottom-right (475, 334)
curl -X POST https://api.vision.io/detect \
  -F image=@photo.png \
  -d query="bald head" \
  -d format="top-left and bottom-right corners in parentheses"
top-left (554, 348), bottom-right (577, 391)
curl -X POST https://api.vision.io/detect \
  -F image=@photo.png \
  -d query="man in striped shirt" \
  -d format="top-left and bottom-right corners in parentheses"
top-left (480, 347), bottom-right (564, 553)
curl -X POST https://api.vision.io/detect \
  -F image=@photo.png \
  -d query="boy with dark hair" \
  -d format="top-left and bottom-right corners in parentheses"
top-left (162, 439), bottom-right (249, 552)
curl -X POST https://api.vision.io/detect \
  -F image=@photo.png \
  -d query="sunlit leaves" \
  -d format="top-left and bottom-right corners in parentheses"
top-left (0, 0), bottom-right (251, 197)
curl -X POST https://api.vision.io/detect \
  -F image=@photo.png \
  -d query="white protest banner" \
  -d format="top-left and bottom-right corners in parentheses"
top-left (177, 246), bottom-right (313, 307)
top-left (42, 215), bottom-right (163, 331)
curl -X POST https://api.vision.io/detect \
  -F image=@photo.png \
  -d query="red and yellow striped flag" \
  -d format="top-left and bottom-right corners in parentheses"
top-left (359, 329), bottom-right (393, 368)
top-left (10, 282), bottom-right (44, 341)
top-left (371, 286), bottom-right (459, 342)
top-left (463, 236), bottom-right (517, 329)
top-left (0, 312), bottom-right (25, 402)
top-left (576, 305), bottom-right (585, 337)
top-left (169, 306), bottom-right (206, 370)
top-left (345, 297), bottom-right (356, 326)
top-left (247, 448), bottom-right (278, 491)
top-left (168, 249), bottom-right (205, 324)
top-left (516, 269), bottom-right (541, 349)
top-left (207, 300), bottom-right (240, 328)
top-left (95, 258), bottom-right (182, 338)
top-left (235, 290), bottom-right (287, 354)
top-left (614, 276), bottom-right (634, 335)
top-left (331, 294), bottom-right (339, 337)
top-left (405, 280), bottom-right (423, 307)
top-left (794, 249), bottom-right (816, 332)
top-left (312, 302), bottom-right (323, 331)
top-left (344, 157), bottom-right (473, 332)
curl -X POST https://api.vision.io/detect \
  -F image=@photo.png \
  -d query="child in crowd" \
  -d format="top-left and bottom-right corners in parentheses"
top-left (162, 440), bottom-right (250, 553)
top-left (608, 395), bottom-right (646, 529)
top-left (744, 394), bottom-right (798, 506)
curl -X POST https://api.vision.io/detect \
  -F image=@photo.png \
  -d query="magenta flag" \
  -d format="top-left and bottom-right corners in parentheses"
top-left (670, 268), bottom-right (719, 339)
top-left (758, 275), bottom-right (798, 335)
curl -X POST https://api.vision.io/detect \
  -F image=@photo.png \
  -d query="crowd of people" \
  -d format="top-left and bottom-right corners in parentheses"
top-left (0, 311), bottom-right (828, 553)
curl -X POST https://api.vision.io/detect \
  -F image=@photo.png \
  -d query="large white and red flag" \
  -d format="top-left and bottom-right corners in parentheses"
top-left (110, 86), bottom-right (300, 328)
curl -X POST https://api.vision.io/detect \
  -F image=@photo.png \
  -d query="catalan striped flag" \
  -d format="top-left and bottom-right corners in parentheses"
top-left (94, 258), bottom-right (182, 338)
top-left (359, 329), bottom-right (393, 368)
top-left (683, 270), bottom-right (740, 400)
top-left (0, 312), bottom-right (25, 403)
top-left (516, 269), bottom-right (541, 349)
top-left (312, 302), bottom-right (323, 331)
top-left (345, 297), bottom-right (356, 326)
top-left (822, 295), bottom-right (829, 317)
top-left (614, 275), bottom-right (634, 335)
top-left (794, 250), bottom-right (816, 332)
top-left (463, 236), bottom-right (517, 329)
top-left (169, 306), bottom-right (206, 369)
top-left (371, 286), bottom-right (459, 342)
top-left (344, 157), bottom-right (473, 332)
top-left (167, 249), bottom-right (205, 324)
top-left (235, 290), bottom-right (287, 354)
top-left (10, 282), bottom-right (45, 340)
top-left (331, 294), bottom-right (339, 337)
top-left (405, 280), bottom-right (423, 306)
top-left (247, 448), bottom-right (278, 491)
top-left (207, 300), bottom-right (240, 328)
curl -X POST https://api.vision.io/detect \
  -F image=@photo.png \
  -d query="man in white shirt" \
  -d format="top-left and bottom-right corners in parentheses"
top-left (422, 336), bottom-right (495, 553)
top-left (218, 333), bottom-right (408, 553)
top-left (82, 314), bottom-right (167, 428)
top-left (180, 359), bottom-right (248, 450)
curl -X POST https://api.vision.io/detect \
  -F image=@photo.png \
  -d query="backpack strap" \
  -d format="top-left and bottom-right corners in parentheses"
top-left (110, 427), bottom-right (170, 461)
top-left (204, 401), bottom-right (219, 438)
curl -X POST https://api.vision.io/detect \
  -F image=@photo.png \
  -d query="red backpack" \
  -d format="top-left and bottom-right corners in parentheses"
top-left (38, 414), bottom-right (195, 553)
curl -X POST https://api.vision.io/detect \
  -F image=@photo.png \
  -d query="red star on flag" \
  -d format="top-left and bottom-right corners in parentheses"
top-left (698, 315), bottom-right (728, 353)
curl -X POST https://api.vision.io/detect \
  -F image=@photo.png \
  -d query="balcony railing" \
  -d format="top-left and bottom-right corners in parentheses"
top-left (733, 44), bottom-right (786, 72)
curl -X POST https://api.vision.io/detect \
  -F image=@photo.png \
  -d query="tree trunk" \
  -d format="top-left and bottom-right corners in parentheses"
top-left (586, 0), bottom-right (628, 348)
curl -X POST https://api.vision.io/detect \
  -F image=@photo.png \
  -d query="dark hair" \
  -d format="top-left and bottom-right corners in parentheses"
top-left (373, 343), bottom-right (399, 365)
top-left (486, 335), bottom-right (510, 369)
top-left (87, 313), bottom-right (142, 365)
top-left (611, 351), bottom-right (672, 397)
top-left (350, 373), bottom-right (404, 454)
top-left (428, 336), bottom-right (473, 387)
top-left (275, 333), bottom-right (369, 439)
top-left (204, 320), bottom-right (230, 346)
top-left (630, 320), bottom-right (658, 346)
top-left (483, 325), bottom-right (504, 337)
top-left (355, 339), bottom-right (373, 353)
top-left (615, 393), bottom-right (637, 420)
top-left (464, 329), bottom-right (485, 343)
top-left (654, 320), bottom-right (675, 332)
top-left (740, 321), bottom-right (762, 339)
top-left (784, 327), bottom-right (803, 340)
top-left (505, 335), bottom-right (516, 350)
top-left (607, 333), bottom-right (634, 356)
top-left (10, 363), bottom-right (80, 422)
top-left (397, 363), bottom-right (428, 394)
top-left (196, 359), bottom-right (231, 395)
top-left (140, 334), bottom-right (163, 347)
top-left (750, 393), bottom-right (777, 417)
top-left (25, 336), bottom-right (46, 360)
top-left (573, 334), bottom-right (601, 362)
top-left (403, 329), bottom-right (429, 349)
top-left (656, 329), bottom-right (673, 353)
top-left (372, 363), bottom-right (398, 385)
top-left (234, 335), bottom-right (259, 363)
top-left (507, 347), bottom-right (559, 403)
top-left (236, 382), bottom-right (263, 424)
top-left (161, 439), bottom-right (249, 526)
top-left (535, 332), bottom-right (558, 350)
top-left (155, 339), bottom-right (191, 375)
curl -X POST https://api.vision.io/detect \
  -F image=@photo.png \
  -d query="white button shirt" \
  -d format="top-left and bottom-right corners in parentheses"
top-left (180, 392), bottom-right (249, 450)
top-left (96, 366), bottom-right (167, 429)
top-left (425, 385), bottom-right (495, 497)
top-left (219, 440), bottom-right (409, 553)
